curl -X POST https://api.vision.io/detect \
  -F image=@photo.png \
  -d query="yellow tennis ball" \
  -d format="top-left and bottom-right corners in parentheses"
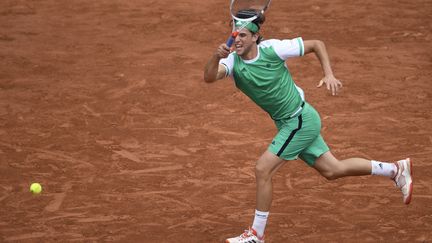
top-left (30, 183), bottom-right (42, 194)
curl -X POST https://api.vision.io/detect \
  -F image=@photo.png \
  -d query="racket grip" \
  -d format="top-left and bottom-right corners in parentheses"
top-left (226, 36), bottom-right (235, 47)
top-left (226, 32), bottom-right (238, 48)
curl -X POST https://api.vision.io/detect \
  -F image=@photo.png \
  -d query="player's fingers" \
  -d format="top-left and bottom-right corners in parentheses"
top-left (222, 44), bottom-right (230, 52)
top-left (331, 83), bottom-right (337, 96)
top-left (217, 47), bottom-right (230, 58)
top-left (216, 50), bottom-right (223, 58)
top-left (218, 44), bottom-right (229, 53)
top-left (317, 80), bottom-right (324, 88)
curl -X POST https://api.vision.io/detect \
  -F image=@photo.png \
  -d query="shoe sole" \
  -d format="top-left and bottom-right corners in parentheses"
top-left (404, 158), bottom-right (413, 205)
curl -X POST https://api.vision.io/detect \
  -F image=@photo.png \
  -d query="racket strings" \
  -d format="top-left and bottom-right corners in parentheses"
top-left (230, 0), bottom-right (270, 15)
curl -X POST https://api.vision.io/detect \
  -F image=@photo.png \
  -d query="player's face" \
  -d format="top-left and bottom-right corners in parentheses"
top-left (234, 29), bottom-right (258, 57)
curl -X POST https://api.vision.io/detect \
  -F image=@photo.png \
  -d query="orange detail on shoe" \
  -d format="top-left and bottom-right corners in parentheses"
top-left (250, 227), bottom-right (265, 240)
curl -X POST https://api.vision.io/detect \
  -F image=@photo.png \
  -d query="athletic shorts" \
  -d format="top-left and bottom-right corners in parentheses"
top-left (268, 102), bottom-right (329, 166)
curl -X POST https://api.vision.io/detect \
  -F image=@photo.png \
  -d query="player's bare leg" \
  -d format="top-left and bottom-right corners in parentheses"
top-left (226, 151), bottom-right (283, 242)
top-left (313, 151), bottom-right (413, 204)
top-left (255, 150), bottom-right (285, 211)
top-left (313, 151), bottom-right (372, 180)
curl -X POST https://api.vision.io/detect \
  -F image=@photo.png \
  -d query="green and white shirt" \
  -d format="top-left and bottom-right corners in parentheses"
top-left (220, 37), bottom-right (305, 120)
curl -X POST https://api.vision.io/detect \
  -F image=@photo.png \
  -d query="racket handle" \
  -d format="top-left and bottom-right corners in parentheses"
top-left (226, 32), bottom-right (238, 48)
top-left (226, 36), bottom-right (235, 47)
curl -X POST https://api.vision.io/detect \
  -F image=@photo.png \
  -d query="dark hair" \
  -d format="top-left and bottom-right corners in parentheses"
top-left (235, 9), bottom-right (266, 44)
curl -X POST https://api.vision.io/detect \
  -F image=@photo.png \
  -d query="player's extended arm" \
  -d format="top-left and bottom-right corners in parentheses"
top-left (304, 40), bottom-right (342, 95)
top-left (204, 44), bottom-right (230, 83)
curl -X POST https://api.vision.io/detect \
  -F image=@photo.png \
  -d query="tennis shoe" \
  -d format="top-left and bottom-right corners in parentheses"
top-left (393, 158), bottom-right (413, 204)
top-left (226, 227), bottom-right (264, 243)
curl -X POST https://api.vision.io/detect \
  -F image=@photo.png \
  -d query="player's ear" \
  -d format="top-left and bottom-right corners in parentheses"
top-left (252, 32), bottom-right (259, 42)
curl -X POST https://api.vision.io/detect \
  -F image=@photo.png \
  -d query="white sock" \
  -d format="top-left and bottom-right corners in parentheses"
top-left (252, 210), bottom-right (269, 239)
top-left (371, 160), bottom-right (397, 178)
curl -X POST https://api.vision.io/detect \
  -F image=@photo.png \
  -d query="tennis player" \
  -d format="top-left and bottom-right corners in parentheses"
top-left (203, 12), bottom-right (413, 243)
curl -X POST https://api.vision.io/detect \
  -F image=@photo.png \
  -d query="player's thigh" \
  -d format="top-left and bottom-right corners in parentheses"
top-left (299, 134), bottom-right (330, 167)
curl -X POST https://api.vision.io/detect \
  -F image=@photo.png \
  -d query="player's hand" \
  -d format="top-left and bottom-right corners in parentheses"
top-left (215, 44), bottom-right (231, 59)
top-left (317, 75), bottom-right (343, 96)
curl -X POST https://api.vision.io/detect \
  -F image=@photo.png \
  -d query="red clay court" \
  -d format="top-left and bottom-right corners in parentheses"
top-left (0, 0), bottom-right (431, 242)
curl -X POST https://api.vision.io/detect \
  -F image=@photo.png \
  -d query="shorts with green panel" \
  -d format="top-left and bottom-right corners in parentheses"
top-left (268, 102), bottom-right (329, 166)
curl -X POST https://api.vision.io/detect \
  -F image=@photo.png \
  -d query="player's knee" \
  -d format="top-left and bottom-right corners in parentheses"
top-left (322, 171), bottom-right (339, 180)
top-left (255, 164), bottom-right (272, 181)
top-left (320, 164), bottom-right (346, 180)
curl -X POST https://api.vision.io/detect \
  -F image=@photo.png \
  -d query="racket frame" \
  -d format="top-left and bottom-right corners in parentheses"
top-left (225, 0), bottom-right (271, 47)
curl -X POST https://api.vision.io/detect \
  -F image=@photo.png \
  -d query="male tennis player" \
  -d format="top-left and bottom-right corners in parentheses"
top-left (204, 12), bottom-right (413, 243)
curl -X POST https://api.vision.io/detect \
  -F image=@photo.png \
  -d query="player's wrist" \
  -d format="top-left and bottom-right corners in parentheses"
top-left (324, 73), bottom-right (335, 79)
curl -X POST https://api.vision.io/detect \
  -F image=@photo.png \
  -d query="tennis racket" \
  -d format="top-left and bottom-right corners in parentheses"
top-left (226, 0), bottom-right (272, 48)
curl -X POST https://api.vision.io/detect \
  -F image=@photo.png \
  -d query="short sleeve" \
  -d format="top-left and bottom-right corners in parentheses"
top-left (263, 38), bottom-right (304, 60)
top-left (219, 53), bottom-right (235, 77)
